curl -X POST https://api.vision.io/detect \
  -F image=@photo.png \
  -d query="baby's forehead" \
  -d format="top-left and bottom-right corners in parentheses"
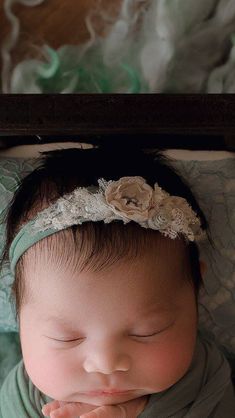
top-left (21, 239), bottom-right (190, 315)
top-left (27, 250), bottom-right (187, 297)
top-left (26, 229), bottom-right (186, 267)
top-left (22, 230), bottom-right (189, 296)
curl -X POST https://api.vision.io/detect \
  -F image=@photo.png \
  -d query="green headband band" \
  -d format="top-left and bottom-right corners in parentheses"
top-left (9, 215), bottom-right (93, 275)
top-left (9, 220), bottom-right (59, 275)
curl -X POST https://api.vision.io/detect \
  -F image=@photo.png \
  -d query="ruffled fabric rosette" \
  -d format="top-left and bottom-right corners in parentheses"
top-left (31, 176), bottom-right (206, 242)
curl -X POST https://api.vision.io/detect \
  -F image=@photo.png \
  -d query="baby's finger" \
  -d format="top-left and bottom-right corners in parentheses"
top-left (80, 405), bottom-right (126, 418)
top-left (42, 400), bottom-right (69, 416)
top-left (50, 402), bottom-right (84, 418)
top-left (42, 401), bottom-right (100, 418)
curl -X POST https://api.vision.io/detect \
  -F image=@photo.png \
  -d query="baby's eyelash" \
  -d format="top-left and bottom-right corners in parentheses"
top-left (132, 323), bottom-right (174, 338)
top-left (56, 338), bottom-right (82, 343)
top-left (51, 324), bottom-right (174, 343)
top-left (132, 332), bottom-right (159, 338)
top-left (58, 330), bottom-right (163, 343)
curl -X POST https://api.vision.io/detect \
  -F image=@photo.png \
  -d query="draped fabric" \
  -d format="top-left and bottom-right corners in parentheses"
top-left (0, 358), bottom-right (52, 417)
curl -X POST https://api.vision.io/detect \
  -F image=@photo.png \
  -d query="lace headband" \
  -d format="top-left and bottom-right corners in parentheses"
top-left (9, 176), bottom-right (206, 274)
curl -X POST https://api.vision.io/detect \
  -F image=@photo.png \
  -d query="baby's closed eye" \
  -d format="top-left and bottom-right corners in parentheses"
top-left (44, 321), bottom-right (174, 344)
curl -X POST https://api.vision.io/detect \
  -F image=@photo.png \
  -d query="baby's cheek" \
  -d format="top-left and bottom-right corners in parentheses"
top-left (23, 348), bottom-right (74, 400)
top-left (143, 333), bottom-right (195, 392)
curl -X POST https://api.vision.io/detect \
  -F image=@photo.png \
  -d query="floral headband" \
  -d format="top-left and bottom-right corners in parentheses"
top-left (9, 176), bottom-right (206, 274)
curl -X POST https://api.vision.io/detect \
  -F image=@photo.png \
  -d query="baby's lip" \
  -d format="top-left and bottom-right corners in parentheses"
top-left (83, 389), bottom-right (133, 395)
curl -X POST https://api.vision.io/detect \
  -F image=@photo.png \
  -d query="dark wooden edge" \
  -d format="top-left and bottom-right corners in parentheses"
top-left (0, 94), bottom-right (235, 150)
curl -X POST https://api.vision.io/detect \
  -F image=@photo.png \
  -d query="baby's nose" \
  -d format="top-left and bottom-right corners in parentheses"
top-left (83, 342), bottom-right (131, 374)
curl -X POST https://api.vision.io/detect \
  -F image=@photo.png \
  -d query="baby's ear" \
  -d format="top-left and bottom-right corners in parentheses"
top-left (199, 260), bottom-right (207, 276)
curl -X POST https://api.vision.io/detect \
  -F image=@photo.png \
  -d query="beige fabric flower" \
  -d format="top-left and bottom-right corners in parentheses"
top-left (31, 176), bottom-right (205, 243)
top-left (147, 195), bottom-right (201, 240)
top-left (105, 176), bottom-right (154, 222)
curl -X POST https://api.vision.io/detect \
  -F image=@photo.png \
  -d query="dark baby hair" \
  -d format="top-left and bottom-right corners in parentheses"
top-left (0, 143), bottom-right (213, 323)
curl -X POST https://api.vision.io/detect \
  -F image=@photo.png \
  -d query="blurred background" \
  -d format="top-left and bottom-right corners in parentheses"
top-left (0, 0), bottom-right (120, 70)
top-left (2, 0), bottom-right (235, 94)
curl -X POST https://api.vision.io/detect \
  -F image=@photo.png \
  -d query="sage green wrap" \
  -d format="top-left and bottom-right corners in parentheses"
top-left (0, 359), bottom-right (52, 418)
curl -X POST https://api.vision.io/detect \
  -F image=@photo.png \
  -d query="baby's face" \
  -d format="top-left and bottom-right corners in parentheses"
top-left (19, 237), bottom-right (198, 407)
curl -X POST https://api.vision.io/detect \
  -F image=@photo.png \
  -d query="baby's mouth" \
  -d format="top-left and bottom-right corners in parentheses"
top-left (82, 389), bottom-right (134, 396)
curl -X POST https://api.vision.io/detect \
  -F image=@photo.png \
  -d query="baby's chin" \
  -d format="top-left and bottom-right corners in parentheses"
top-left (67, 391), bottom-right (147, 407)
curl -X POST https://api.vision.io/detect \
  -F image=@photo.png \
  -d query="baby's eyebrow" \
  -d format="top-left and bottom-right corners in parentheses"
top-left (142, 304), bottom-right (174, 313)
top-left (133, 304), bottom-right (175, 319)
top-left (43, 304), bottom-right (175, 328)
top-left (43, 316), bottom-right (85, 332)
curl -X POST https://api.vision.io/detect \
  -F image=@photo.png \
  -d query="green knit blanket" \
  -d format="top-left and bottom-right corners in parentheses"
top-left (0, 332), bottom-right (22, 390)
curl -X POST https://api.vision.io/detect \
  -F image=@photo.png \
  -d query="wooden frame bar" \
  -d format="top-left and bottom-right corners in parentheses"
top-left (0, 94), bottom-right (234, 150)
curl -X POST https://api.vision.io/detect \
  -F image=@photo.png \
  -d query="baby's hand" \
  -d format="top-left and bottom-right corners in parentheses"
top-left (42, 395), bottom-right (148, 418)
